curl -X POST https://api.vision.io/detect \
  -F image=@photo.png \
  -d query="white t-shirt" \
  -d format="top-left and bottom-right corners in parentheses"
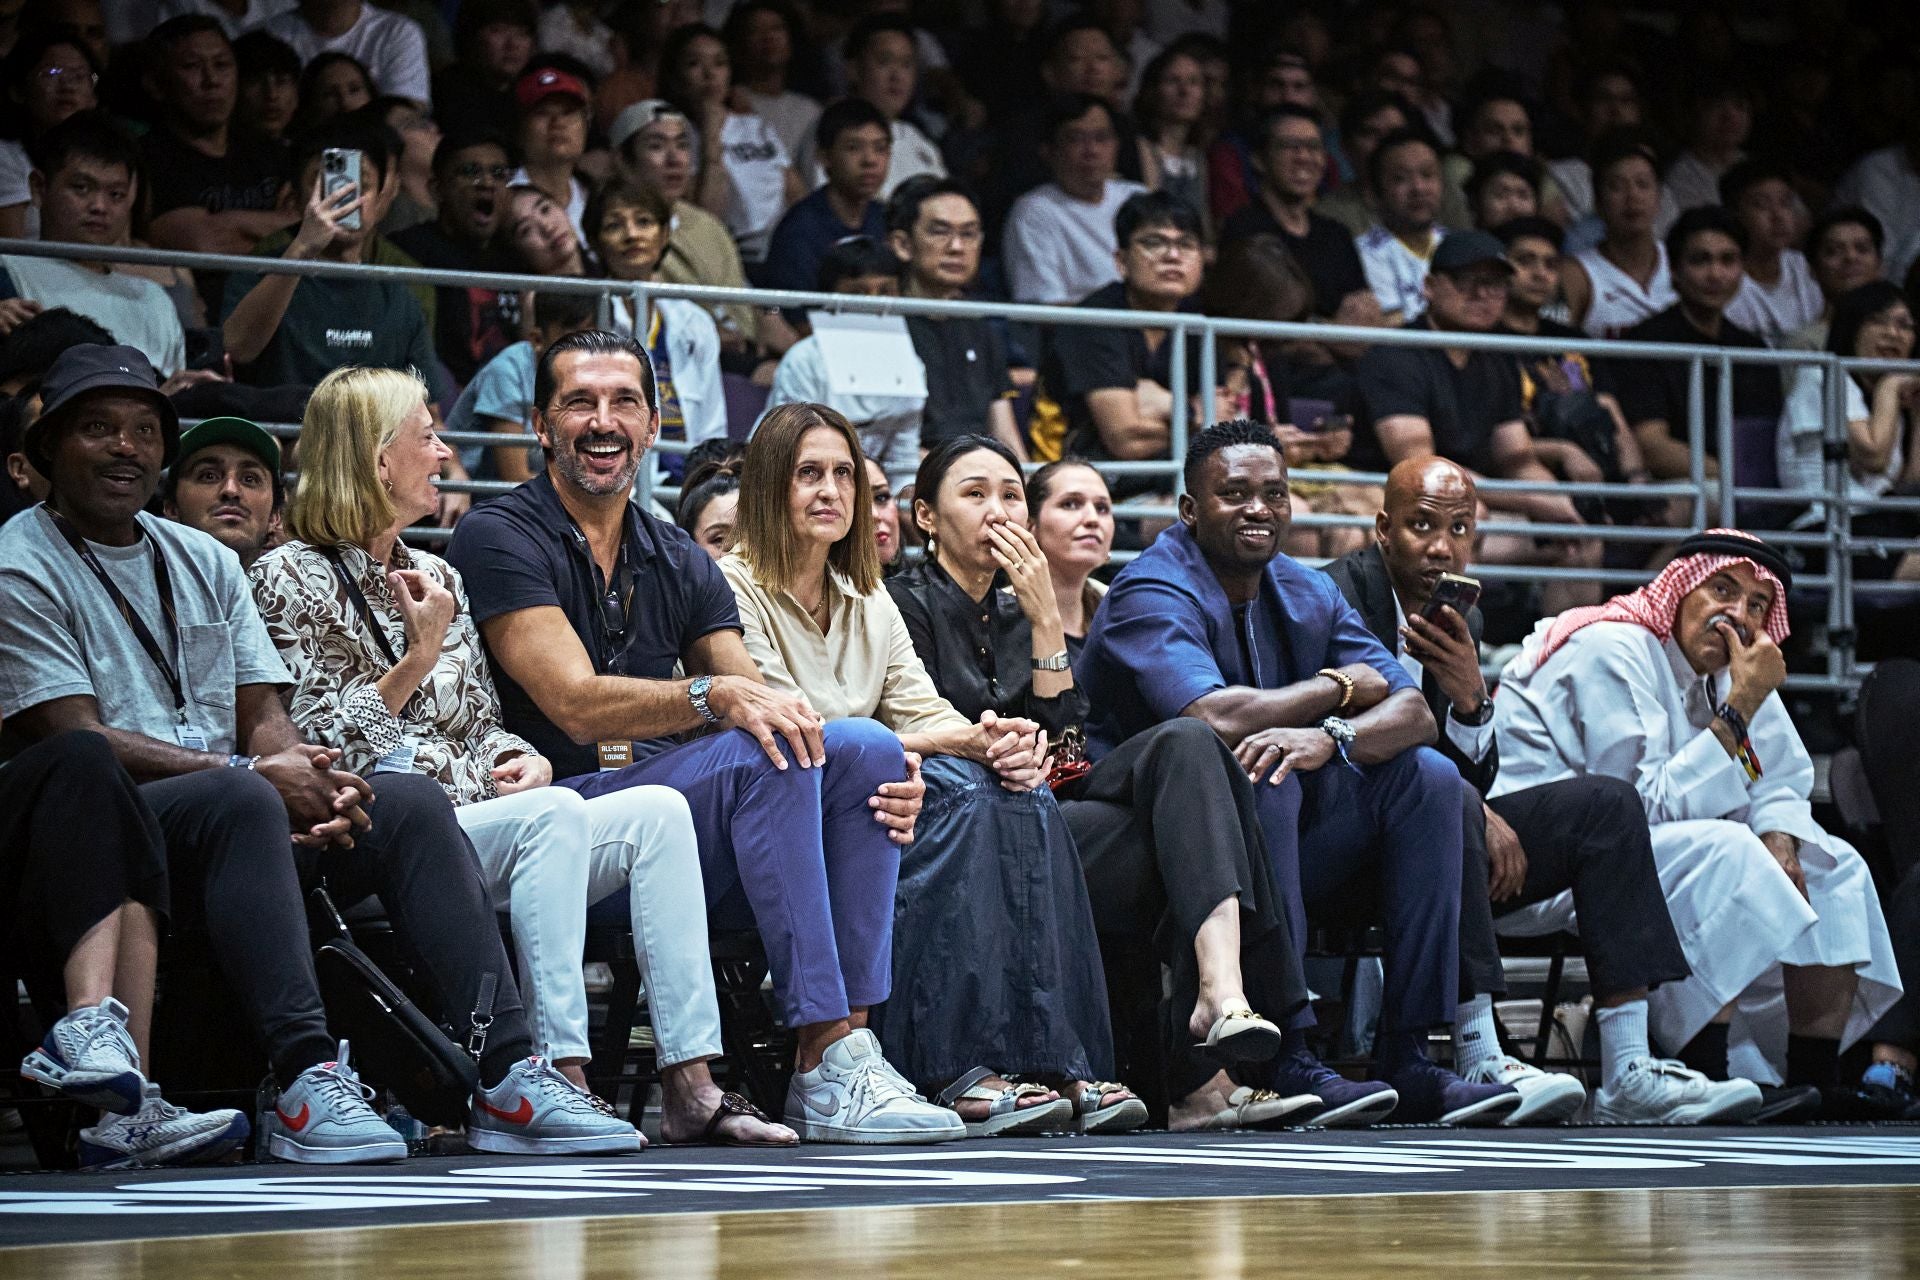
top-left (758, 335), bottom-right (924, 480)
top-left (0, 254), bottom-right (187, 376)
top-left (1003, 178), bottom-right (1149, 304)
top-left (1662, 150), bottom-right (1736, 215)
top-left (1778, 366), bottom-right (1893, 517)
top-left (1573, 243), bottom-right (1675, 338)
top-left (796, 118), bottom-right (947, 202)
top-left (717, 112), bottom-right (793, 263)
top-left (1834, 145), bottom-right (1920, 274)
top-left (1355, 223), bottom-right (1444, 321)
top-left (1725, 251), bottom-right (1823, 346)
top-left (0, 140), bottom-right (36, 239)
top-left (741, 89), bottom-right (823, 173)
top-left (157, 0), bottom-right (295, 37)
top-left (265, 4), bottom-right (432, 107)
top-left (535, 4), bottom-right (617, 81)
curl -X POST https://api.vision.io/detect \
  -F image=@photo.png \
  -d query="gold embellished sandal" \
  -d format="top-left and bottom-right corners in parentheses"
top-left (935, 1067), bottom-right (1074, 1138)
top-left (1202, 1008), bottom-right (1283, 1063)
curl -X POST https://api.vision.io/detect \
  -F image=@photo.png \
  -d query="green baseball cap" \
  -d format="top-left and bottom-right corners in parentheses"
top-left (174, 416), bottom-right (281, 475)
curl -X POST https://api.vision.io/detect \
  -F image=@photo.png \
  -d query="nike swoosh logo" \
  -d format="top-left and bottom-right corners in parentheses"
top-left (277, 1102), bottom-right (311, 1132)
top-left (480, 1096), bottom-right (535, 1125)
top-left (799, 1086), bottom-right (840, 1118)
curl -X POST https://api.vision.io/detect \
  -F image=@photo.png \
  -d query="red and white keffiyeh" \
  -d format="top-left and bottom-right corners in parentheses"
top-left (1513, 529), bottom-right (1791, 679)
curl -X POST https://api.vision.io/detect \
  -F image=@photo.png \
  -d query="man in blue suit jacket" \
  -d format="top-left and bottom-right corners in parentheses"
top-left (1079, 420), bottom-right (1518, 1126)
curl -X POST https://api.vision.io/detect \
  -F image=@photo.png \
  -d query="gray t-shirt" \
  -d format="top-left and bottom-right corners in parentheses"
top-left (0, 507), bottom-right (289, 755)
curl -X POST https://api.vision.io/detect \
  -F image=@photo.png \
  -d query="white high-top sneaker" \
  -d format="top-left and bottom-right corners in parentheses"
top-left (1590, 1057), bottom-right (1764, 1125)
top-left (783, 1029), bottom-right (967, 1144)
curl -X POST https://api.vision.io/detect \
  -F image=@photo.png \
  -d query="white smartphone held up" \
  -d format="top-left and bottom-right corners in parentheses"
top-left (321, 147), bottom-right (363, 232)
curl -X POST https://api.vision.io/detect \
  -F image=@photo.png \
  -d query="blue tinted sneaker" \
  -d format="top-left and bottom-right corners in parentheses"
top-left (1382, 1054), bottom-right (1522, 1125)
top-left (469, 1056), bottom-right (644, 1155)
top-left (21, 997), bottom-right (146, 1114)
top-left (1269, 1049), bottom-right (1400, 1128)
top-left (80, 1082), bottom-right (250, 1170)
top-left (266, 1041), bottom-right (408, 1164)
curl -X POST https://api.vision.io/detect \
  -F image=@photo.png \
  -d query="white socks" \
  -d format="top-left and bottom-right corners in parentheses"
top-left (1453, 994), bottom-right (1502, 1075)
top-left (1595, 1000), bottom-right (1651, 1091)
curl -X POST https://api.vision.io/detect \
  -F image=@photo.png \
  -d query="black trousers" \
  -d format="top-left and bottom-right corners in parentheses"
top-left (1859, 658), bottom-right (1920, 881)
top-left (1066, 718), bottom-right (1306, 1099)
top-left (1868, 862), bottom-right (1920, 1050)
top-left (1858, 659), bottom-right (1920, 1051)
top-left (0, 732), bottom-right (170, 1006)
top-left (1458, 774), bottom-right (1692, 1003)
top-left (145, 767), bottom-right (532, 1084)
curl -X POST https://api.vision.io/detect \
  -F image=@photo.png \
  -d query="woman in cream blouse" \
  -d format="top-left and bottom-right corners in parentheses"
top-left (720, 402), bottom-right (1143, 1137)
top-left (250, 366), bottom-right (794, 1147)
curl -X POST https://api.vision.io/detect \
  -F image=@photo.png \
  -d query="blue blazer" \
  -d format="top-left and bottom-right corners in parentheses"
top-left (1078, 522), bottom-right (1415, 757)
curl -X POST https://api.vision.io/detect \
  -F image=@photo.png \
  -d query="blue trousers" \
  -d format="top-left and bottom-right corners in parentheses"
top-left (1253, 745), bottom-right (1463, 1034)
top-left (562, 718), bottom-right (906, 1029)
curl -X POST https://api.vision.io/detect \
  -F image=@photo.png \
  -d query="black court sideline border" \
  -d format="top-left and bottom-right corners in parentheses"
top-left (4, 1125), bottom-right (1920, 1248)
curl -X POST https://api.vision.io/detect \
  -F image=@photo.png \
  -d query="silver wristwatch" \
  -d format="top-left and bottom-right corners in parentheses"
top-left (1031, 650), bottom-right (1072, 672)
top-left (1318, 716), bottom-right (1357, 747)
top-left (688, 674), bottom-right (722, 725)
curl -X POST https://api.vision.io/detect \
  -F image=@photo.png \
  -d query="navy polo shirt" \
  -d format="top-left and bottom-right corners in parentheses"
top-left (446, 472), bottom-right (742, 779)
top-left (760, 186), bottom-right (888, 296)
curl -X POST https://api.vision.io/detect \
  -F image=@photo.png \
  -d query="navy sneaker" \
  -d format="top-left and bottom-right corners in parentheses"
top-left (1269, 1049), bottom-right (1399, 1128)
top-left (1837, 1061), bottom-right (1918, 1122)
top-left (1380, 1054), bottom-right (1522, 1125)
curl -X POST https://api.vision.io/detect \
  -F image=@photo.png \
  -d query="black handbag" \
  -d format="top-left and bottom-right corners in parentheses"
top-left (308, 885), bottom-right (488, 1127)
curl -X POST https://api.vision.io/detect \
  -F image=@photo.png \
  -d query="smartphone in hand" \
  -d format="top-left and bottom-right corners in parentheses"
top-left (321, 147), bottom-right (363, 232)
top-left (1421, 572), bottom-right (1482, 622)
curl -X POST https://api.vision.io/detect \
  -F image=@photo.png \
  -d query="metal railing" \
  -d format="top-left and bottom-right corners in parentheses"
top-left (8, 235), bottom-right (1915, 695)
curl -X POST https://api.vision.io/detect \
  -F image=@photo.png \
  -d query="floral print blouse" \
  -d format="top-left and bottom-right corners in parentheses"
top-left (249, 539), bottom-right (537, 805)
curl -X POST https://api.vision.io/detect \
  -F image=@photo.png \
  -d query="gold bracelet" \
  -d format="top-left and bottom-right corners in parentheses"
top-left (1317, 667), bottom-right (1354, 713)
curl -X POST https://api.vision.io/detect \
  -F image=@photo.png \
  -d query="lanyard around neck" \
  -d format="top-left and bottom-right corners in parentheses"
top-left (46, 505), bottom-right (187, 720)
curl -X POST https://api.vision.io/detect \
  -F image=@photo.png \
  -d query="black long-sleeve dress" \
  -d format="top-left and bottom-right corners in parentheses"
top-left (888, 560), bottom-right (1308, 1098)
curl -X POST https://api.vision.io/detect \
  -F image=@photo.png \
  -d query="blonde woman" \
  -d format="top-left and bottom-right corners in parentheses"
top-left (250, 366), bottom-right (794, 1148)
top-left (721, 402), bottom-right (1143, 1137)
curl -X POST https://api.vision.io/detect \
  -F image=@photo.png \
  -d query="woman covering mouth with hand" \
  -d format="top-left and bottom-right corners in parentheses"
top-left (890, 438), bottom-right (1316, 1134)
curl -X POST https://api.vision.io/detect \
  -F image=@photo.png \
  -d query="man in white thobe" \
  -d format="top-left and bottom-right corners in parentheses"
top-left (1491, 529), bottom-right (1899, 1109)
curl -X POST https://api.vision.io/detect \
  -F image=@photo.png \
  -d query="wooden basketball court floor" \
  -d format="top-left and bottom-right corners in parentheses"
top-left (2, 1127), bottom-right (1917, 1279)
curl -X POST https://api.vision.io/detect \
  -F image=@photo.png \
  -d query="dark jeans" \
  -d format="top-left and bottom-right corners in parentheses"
top-left (870, 755), bottom-right (1113, 1093)
top-left (1459, 774), bottom-right (1693, 1002)
top-left (145, 767), bottom-right (531, 1084)
top-left (0, 732), bottom-right (169, 1005)
top-left (1254, 745), bottom-right (1464, 1036)
top-left (1066, 718), bottom-right (1305, 1098)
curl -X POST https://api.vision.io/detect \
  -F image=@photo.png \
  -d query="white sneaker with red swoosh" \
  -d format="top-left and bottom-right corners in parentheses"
top-left (467, 1056), bottom-right (643, 1155)
top-left (267, 1041), bottom-right (408, 1164)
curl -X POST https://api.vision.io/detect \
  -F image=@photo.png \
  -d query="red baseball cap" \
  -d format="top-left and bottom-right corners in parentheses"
top-left (516, 66), bottom-right (589, 110)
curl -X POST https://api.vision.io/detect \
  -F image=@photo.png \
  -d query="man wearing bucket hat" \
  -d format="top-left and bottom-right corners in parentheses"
top-left (162, 416), bottom-right (284, 569)
top-left (0, 345), bottom-right (630, 1163)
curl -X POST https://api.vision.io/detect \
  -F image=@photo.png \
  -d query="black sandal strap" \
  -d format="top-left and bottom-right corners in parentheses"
top-left (702, 1090), bottom-right (774, 1143)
